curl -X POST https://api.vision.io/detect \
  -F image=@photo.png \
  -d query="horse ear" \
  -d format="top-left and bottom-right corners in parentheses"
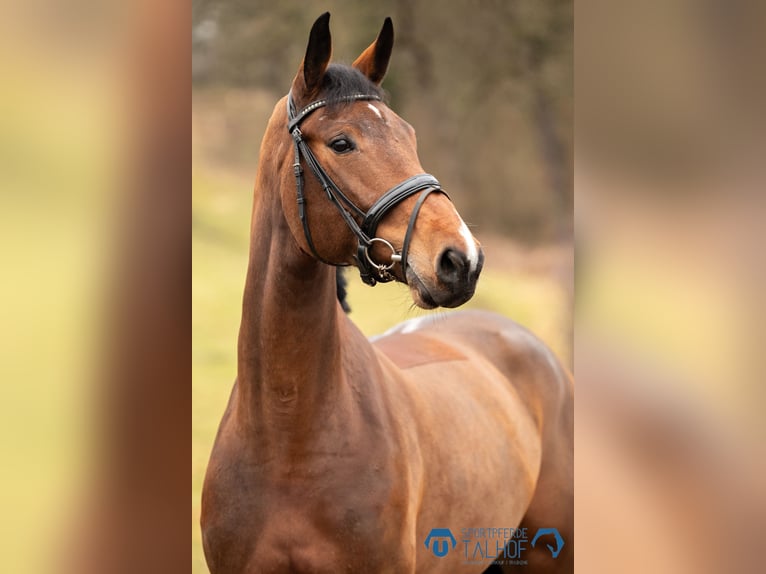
top-left (352, 17), bottom-right (394, 85)
top-left (296, 12), bottom-right (332, 97)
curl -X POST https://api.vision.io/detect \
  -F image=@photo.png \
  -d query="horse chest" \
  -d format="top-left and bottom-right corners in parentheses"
top-left (203, 444), bottom-right (414, 574)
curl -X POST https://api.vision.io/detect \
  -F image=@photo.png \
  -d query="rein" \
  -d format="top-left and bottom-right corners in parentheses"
top-left (287, 92), bottom-right (448, 286)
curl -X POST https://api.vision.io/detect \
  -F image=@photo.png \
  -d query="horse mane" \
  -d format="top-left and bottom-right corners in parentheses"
top-left (336, 267), bottom-right (351, 313)
top-left (318, 63), bottom-right (385, 107)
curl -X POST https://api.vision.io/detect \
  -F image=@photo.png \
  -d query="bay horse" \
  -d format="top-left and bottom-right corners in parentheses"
top-left (201, 13), bottom-right (573, 574)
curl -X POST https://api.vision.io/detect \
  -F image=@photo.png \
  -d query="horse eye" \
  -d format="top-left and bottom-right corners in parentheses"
top-left (329, 138), bottom-right (354, 154)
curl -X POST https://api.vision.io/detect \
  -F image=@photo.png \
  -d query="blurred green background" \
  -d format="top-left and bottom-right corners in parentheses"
top-left (192, 2), bottom-right (572, 572)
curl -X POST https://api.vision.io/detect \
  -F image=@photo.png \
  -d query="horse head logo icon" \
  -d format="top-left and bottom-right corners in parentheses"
top-left (530, 527), bottom-right (565, 559)
top-left (424, 528), bottom-right (457, 557)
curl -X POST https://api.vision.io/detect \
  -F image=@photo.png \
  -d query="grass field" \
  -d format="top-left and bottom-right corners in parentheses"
top-left (191, 166), bottom-right (571, 573)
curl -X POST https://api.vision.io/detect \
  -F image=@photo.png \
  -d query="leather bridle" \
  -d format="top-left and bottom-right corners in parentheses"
top-left (287, 91), bottom-right (448, 286)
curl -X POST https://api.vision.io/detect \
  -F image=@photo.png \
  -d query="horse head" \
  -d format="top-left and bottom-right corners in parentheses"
top-left (280, 13), bottom-right (483, 308)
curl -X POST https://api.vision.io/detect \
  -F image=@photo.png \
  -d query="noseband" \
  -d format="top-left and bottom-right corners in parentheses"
top-left (287, 92), bottom-right (448, 286)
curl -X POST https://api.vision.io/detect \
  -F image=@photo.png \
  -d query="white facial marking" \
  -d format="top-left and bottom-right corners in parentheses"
top-left (455, 209), bottom-right (479, 273)
top-left (367, 103), bottom-right (383, 119)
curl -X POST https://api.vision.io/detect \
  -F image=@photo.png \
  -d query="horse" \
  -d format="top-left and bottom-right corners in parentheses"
top-left (201, 13), bottom-right (573, 574)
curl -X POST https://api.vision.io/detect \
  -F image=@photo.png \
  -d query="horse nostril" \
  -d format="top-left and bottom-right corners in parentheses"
top-left (437, 248), bottom-right (467, 285)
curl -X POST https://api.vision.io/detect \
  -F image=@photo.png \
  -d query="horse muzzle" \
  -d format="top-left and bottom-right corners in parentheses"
top-left (407, 246), bottom-right (484, 309)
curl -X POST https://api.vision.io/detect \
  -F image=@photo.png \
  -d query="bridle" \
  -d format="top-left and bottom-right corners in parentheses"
top-left (287, 91), bottom-right (448, 286)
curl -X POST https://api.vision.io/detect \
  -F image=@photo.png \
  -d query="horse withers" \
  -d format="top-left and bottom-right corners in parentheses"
top-left (201, 13), bottom-right (573, 574)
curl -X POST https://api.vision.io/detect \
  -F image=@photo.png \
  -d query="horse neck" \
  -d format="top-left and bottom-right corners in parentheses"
top-left (235, 114), bottom-right (348, 438)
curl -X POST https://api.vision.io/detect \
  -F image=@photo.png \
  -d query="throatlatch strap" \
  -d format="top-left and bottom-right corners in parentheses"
top-left (292, 124), bottom-right (336, 265)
